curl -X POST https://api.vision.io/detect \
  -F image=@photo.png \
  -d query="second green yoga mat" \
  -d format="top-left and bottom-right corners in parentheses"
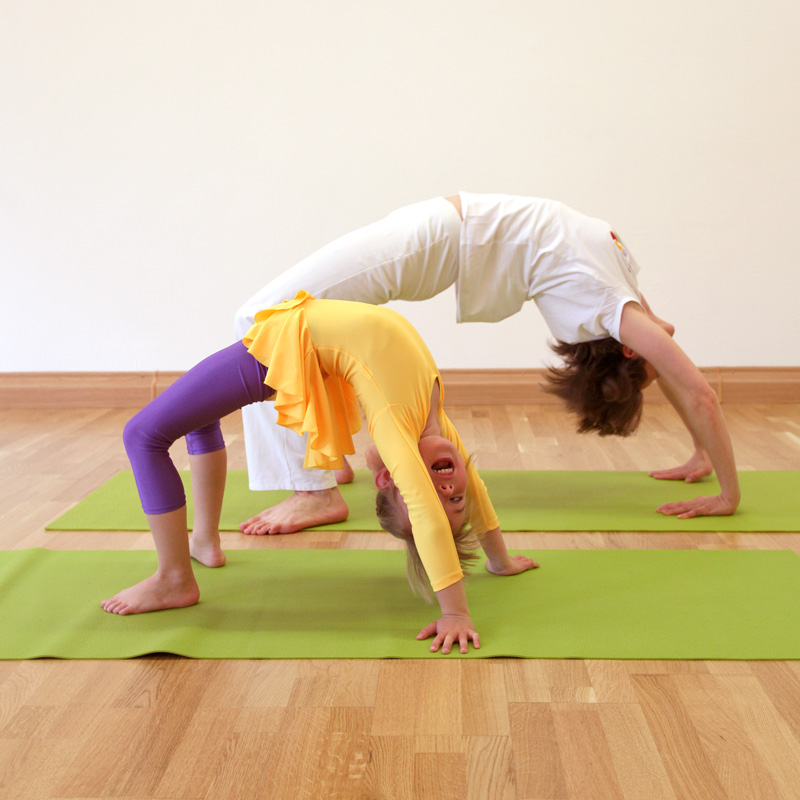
top-left (1, 548), bottom-right (799, 660)
top-left (47, 470), bottom-right (800, 532)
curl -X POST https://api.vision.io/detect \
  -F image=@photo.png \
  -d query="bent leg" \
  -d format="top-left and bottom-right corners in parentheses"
top-left (105, 342), bottom-right (269, 614)
top-left (234, 197), bottom-right (460, 531)
top-left (236, 279), bottom-right (343, 534)
top-left (123, 341), bottom-right (269, 514)
top-left (234, 195), bottom-right (461, 493)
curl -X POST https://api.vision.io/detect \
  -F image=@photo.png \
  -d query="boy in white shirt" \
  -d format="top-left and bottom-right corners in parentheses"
top-left (233, 193), bottom-right (739, 534)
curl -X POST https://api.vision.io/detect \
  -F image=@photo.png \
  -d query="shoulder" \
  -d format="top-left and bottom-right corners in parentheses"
top-left (618, 301), bottom-right (670, 354)
top-left (618, 303), bottom-right (707, 392)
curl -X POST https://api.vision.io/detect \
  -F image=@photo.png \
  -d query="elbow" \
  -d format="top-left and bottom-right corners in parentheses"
top-left (691, 382), bottom-right (721, 417)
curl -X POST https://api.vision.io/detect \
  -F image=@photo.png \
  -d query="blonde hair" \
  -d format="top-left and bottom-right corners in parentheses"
top-left (375, 461), bottom-right (482, 602)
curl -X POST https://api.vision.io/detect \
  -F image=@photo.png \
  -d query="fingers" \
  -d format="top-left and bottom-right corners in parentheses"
top-left (487, 555), bottom-right (540, 575)
top-left (419, 624), bottom-right (480, 654)
top-left (513, 554), bottom-right (540, 571)
top-left (650, 459), bottom-right (713, 483)
top-left (657, 500), bottom-right (700, 517)
top-left (676, 507), bottom-right (701, 519)
top-left (657, 495), bottom-right (733, 518)
top-left (650, 467), bottom-right (688, 481)
top-left (417, 621), bottom-right (438, 640)
top-left (433, 630), bottom-right (480, 654)
top-left (683, 470), bottom-right (708, 484)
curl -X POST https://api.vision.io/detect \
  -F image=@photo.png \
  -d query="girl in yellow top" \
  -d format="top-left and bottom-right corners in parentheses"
top-left (102, 293), bottom-right (537, 655)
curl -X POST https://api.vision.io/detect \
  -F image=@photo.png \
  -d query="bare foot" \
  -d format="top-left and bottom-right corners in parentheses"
top-left (239, 488), bottom-right (348, 535)
top-left (101, 571), bottom-right (199, 615)
top-left (335, 455), bottom-right (354, 485)
top-left (190, 535), bottom-right (227, 568)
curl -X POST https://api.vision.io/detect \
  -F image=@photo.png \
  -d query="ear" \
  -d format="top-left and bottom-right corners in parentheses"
top-left (621, 345), bottom-right (639, 360)
top-left (374, 466), bottom-right (393, 490)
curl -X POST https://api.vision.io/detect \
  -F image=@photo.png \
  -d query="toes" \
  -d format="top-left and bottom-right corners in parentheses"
top-left (240, 518), bottom-right (274, 535)
top-left (239, 515), bottom-right (269, 534)
top-left (102, 597), bottom-right (123, 614)
top-left (254, 520), bottom-right (275, 535)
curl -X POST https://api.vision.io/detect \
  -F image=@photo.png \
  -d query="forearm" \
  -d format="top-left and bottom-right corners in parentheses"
top-left (694, 401), bottom-right (740, 505)
top-left (479, 527), bottom-right (513, 572)
top-left (435, 579), bottom-right (471, 619)
top-left (665, 379), bottom-right (740, 505)
top-left (657, 377), bottom-right (705, 454)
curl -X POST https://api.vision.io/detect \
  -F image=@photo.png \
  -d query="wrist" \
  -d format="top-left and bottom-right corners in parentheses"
top-left (435, 579), bottom-right (470, 618)
top-left (721, 489), bottom-right (741, 508)
top-left (486, 556), bottom-right (511, 574)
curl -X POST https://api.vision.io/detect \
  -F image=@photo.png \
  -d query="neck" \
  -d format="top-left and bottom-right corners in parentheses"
top-left (420, 381), bottom-right (443, 441)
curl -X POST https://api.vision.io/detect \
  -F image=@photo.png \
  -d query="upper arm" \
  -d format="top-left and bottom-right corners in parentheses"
top-left (618, 302), bottom-right (711, 399)
top-left (372, 410), bottom-right (463, 591)
top-left (437, 412), bottom-right (500, 535)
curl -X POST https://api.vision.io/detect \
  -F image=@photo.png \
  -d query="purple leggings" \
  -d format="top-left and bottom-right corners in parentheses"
top-left (123, 342), bottom-right (271, 514)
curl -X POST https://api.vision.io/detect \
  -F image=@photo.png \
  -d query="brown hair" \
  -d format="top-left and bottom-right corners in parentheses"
top-left (375, 480), bottom-right (480, 603)
top-left (543, 338), bottom-right (648, 437)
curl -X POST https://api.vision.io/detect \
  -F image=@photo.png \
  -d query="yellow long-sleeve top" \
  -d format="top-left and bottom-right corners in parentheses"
top-left (243, 292), bottom-right (499, 592)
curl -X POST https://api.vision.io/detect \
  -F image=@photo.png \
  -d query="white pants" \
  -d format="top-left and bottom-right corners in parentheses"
top-left (234, 196), bottom-right (463, 491)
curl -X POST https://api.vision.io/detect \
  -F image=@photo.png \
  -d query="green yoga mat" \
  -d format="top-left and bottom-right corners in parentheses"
top-left (1, 548), bottom-right (798, 660)
top-left (47, 470), bottom-right (800, 532)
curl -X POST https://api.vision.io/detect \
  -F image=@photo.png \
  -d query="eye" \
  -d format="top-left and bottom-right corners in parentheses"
top-left (450, 496), bottom-right (464, 504)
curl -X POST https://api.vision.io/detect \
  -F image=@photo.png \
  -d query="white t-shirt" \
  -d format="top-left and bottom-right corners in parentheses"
top-left (455, 192), bottom-right (642, 343)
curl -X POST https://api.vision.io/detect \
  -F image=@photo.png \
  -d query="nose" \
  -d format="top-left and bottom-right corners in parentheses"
top-left (436, 481), bottom-right (454, 497)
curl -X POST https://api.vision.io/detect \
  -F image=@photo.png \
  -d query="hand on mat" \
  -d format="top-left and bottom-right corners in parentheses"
top-left (657, 493), bottom-right (737, 519)
top-left (486, 554), bottom-right (540, 576)
top-left (649, 449), bottom-right (713, 483)
top-left (417, 615), bottom-right (480, 655)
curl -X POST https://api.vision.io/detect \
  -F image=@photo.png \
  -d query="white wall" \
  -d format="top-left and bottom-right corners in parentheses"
top-left (2, 1), bottom-right (799, 372)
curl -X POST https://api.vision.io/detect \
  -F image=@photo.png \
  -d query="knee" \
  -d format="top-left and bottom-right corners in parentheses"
top-left (186, 421), bottom-right (225, 456)
top-left (123, 410), bottom-right (168, 460)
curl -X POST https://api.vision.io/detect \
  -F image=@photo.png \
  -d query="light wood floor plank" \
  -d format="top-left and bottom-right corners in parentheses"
top-left (0, 737), bottom-right (80, 800)
top-left (154, 706), bottom-right (241, 799)
top-left (414, 751), bottom-right (467, 800)
top-left (464, 735), bottom-right (516, 800)
top-left (363, 735), bottom-right (415, 800)
top-left (718, 676), bottom-right (800, 800)
top-left (461, 660), bottom-right (511, 735)
top-left (372, 661), bottom-right (462, 736)
top-left (749, 660), bottom-right (800, 743)
top-left (599, 703), bottom-right (678, 800)
top-left (551, 704), bottom-right (627, 800)
top-left (631, 674), bottom-right (729, 800)
top-left (674, 674), bottom-right (784, 800)
top-left (585, 660), bottom-right (639, 704)
top-left (509, 702), bottom-right (570, 799)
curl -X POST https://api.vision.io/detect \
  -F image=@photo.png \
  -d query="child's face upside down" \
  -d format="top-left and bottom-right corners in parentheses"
top-left (367, 437), bottom-right (468, 534)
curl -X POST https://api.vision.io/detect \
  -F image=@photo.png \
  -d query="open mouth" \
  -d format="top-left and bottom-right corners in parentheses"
top-left (431, 458), bottom-right (454, 476)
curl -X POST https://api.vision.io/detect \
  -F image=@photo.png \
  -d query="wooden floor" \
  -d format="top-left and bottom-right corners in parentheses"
top-left (1, 401), bottom-right (800, 800)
